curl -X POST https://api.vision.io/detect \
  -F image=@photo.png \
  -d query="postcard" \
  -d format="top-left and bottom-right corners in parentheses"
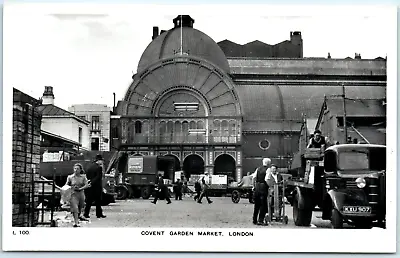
top-left (3, 3), bottom-right (397, 252)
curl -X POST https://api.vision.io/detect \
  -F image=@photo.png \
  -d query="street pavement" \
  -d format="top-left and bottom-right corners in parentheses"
top-left (54, 195), bottom-right (340, 228)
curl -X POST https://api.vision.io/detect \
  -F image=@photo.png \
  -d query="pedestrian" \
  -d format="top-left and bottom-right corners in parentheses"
top-left (193, 180), bottom-right (202, 201)
top-left (174, 178), bottom-right (183, 200)
top-left (83, 154), bottom-right (106, 219)
top-left (307, 129), bottom-right (326, 149)
top-left (65, 163), bottom-right (91, 227)
top-left (197, 172), bottom-right (213, 204)
top-left (252, 158), bottom-right (271, 226)
top-left (152, 174), bottom-right (172, 204)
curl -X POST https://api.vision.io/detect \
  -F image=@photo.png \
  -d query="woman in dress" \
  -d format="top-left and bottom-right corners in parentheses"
top-left (65, 163), bottom-right (91, 227)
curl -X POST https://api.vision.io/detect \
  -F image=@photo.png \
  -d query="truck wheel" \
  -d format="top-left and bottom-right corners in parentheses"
top-left (331, 208), bottom-right (343, 229)
top-left (116, 185), bottom-right (128, 200)
top-left (231, 190), bottom-right (240, 203)
top-left (293, 196), bottom-right (312, 226)
top-left (141, 187), bottom-right (151, 199)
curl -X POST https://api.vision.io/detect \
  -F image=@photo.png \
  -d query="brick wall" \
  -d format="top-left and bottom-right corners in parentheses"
top-left (12, 88), bottom-right (42, 227)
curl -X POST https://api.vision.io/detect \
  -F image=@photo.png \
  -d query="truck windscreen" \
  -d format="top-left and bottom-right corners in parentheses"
top-left (338, 147), bottom-right (386, 171)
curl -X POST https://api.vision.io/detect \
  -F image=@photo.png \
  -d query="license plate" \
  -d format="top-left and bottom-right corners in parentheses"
top-left (342, 206), bottom-right (371, 214)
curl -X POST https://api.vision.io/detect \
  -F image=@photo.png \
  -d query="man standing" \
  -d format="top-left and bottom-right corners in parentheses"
top-left (174, 178), bottom-right (183, 201)
top-left (84, 154), bottom-right (106, 219)
top-left (197, 172), bottom-right (213, 204)
top-left (152, 174), bottom-right (172, 204)
top-left (252, 158), bottom-right (271, 226)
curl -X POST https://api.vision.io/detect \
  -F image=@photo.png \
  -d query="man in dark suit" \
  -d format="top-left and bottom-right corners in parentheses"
top-left (174, 179), bottom-right (183, 201)
top-left (83, 154), bottom-right (106, 219)
top-left (252, 158), bottom-right (270, 226)
top-left (151, 174), bottom-right (172, 204)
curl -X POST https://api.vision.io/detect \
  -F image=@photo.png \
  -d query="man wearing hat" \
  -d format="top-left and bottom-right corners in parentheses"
top-left (83, 154), bottom-right (106, 219)
top-left (197, 171), bottom-right (213, 204)
top-left (252, 158), bottom-right (271, 226)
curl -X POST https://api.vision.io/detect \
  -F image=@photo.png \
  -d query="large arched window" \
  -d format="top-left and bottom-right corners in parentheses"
top-left (135, 121), bottom-right (142, 134)
top-left (229, 120), bottom-right (236, 143)
top-left (221, 120), bottom-right (229, 136)
top-left (174, 121), bottom-right (181, 142)
top-left (159, 121), bottom-right (166, 143)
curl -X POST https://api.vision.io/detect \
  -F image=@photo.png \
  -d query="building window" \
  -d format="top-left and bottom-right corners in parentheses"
top-left (135, 121), bottom-right (142, 134)
top-left (91, 137), bottom-right (100, 151)
top-left (112, 126), bottom-right (119, 139)
top-left (91, 116), bottom-right (100, 131)
top-left (259, 139), bottom-right (270, 150)
top-left (78, 127), bottom-right (82, 144)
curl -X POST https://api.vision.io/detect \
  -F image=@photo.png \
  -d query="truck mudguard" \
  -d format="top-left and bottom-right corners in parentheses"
top-left (327, 189), bottom-right (369, 215)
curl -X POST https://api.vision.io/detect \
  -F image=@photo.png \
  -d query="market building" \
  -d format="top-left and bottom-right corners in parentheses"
top-left (110, 15), bottom-right (386, 182)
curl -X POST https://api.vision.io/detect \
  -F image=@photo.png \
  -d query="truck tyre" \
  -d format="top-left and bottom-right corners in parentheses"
top-left (116, 185), bottom-right (128, 200)
top-left (231, 190), bottom-right (240, 203)
top-left (331, 208), bottom-right (343, 229)
top-left (293, 195), bottom-right (312, 226)
top-left (141, 187), bottom-right (151, 199)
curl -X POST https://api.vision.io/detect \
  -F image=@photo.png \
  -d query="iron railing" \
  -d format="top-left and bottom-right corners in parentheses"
top-left (126, 135), bottom-right (241, 144)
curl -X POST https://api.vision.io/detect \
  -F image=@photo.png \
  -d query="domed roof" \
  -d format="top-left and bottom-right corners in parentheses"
top-left (137, 18), bottom-right (230, 74)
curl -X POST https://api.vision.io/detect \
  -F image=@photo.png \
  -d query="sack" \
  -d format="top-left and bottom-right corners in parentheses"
top-left (60, 185), bottom-right (72, 205)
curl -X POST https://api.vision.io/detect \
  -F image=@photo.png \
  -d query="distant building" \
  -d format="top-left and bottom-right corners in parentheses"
top-left (37, 86), bottom-right (90, 151)
top-left (218, 31), bottom-right (303, 58)
top-left (68, 104), bottom-right (111, 151)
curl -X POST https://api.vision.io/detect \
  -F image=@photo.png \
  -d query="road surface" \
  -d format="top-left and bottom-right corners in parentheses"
top-left (53, 196), bottom-right (341, 228)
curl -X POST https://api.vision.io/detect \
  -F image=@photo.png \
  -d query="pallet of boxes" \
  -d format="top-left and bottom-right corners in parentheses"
top-left (12, 88), bottom-right (44, 227)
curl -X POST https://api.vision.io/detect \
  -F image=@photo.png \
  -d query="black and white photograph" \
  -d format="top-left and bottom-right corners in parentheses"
top-left (3, 3), bottom-right (398, 252)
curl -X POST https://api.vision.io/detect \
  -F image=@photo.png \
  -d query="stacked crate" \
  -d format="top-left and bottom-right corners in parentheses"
top-left (12, 88), bottom-right (42, 227)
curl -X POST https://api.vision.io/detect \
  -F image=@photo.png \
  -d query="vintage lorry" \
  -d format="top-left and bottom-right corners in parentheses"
top-left (39, 153), bottom-right (117, 206)
top-left (287, 144), bottom-right (386, 228)
top-left (108, 152), bottom-right (176, 200)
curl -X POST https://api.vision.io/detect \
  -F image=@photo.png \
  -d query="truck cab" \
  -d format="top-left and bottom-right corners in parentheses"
top-left (289, 144), bottom-right (386, 228)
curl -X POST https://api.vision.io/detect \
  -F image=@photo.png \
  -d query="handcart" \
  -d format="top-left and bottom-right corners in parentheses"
top-left (229, 186), bottom-right (254, 204)
top-left (265, 179), bottom-right (289, 224)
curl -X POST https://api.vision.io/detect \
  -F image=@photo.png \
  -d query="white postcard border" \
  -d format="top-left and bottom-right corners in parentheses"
top-left (2, 4), bottom-right (398, 253)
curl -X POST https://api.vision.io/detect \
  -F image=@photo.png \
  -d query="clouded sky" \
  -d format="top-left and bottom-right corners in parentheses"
top-left (4, 4), bottom-right (394, 110)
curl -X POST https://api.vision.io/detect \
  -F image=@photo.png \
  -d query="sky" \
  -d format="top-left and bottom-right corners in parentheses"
top-left (3, 4), bottom-right (395, 110)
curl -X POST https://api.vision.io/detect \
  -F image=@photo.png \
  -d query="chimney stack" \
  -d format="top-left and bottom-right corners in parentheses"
top-left (42, 86), bottom-right (55, 105)
top-left (328, 52), bottom-right (331, 59)
top-left (152, 26), bottom-right (159, 40)
top-left (355, 53), bottom-right (362, 59)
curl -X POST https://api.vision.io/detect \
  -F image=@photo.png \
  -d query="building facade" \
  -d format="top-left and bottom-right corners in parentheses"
top-left (110, 15), bottom-right (386, 182)
top-left (68, 104), bottom-right (111, 151)
top-left (38, 86), bottom-right (91, 151)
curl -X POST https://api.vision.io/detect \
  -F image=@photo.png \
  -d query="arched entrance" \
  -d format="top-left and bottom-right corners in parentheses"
top-left (183, 154), bottom-right (204, 179)
top-left (165, 154), bottom-right (181, 172)
top-left (214, 154), bottom-right (236, 181)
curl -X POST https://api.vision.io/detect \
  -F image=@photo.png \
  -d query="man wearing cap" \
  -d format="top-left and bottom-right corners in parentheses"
top-left (252, 158), bottom-right (271, 226)
top-left (307, 129), bottom-right (326, 149)
top-left (83, 154), bottom-right (106, 219)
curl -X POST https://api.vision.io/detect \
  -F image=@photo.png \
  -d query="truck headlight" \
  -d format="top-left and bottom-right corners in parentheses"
top-left (355, 177), bottom-right (366, 188)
